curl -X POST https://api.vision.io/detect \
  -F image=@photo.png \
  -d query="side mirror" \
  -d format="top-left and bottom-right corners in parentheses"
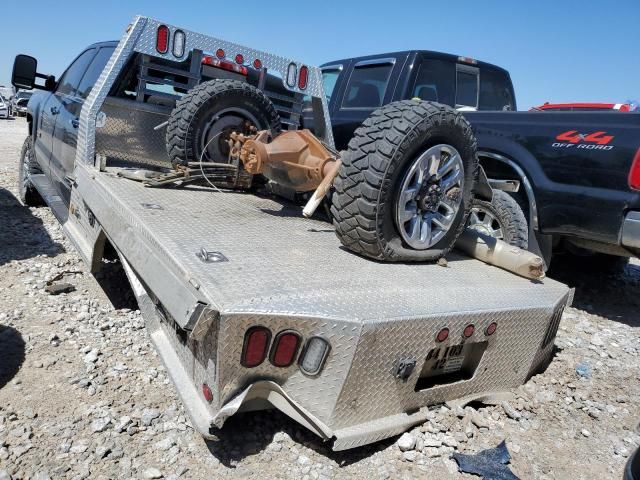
top-left (12, 55), bottom-right (37, 90)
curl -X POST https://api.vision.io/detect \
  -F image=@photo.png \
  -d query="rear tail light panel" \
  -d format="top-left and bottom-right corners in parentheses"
top-left (286, 62), bottom-right (297, 88)
top-left (172, 29), bottom-right (186, 58)
top-left (270, 330), bottom-right (301, 367)
top-left (299, 337), bottom-right (330, 376)
top-left (241, 326), bottom-right (271, 367)
top-left (156, 25), bottom-right (170, 54)
top-left (298, 65), bottom-right (308, 90)
top-left (629, 148), bottom-right (640, 191)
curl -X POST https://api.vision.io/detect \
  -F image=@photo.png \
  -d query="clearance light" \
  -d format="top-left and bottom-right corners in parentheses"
top-left (156, 25), bottom-right (170, 54)
top-left (629, 148), bottom-right (640, 191)
top-left (216, 48), bottom-right (225, 59)
top-left (241, 327), bottom-right (271, 367)
top-left (486, 322), bottom-right (498, 336)
top-left (270, 331), bottom-right (301, 367)
top-left (286, 63), bottom-right (297, 88)
top-left (253, 58), bottom-right (263, 69)
top-left (202, 383), bottom-right (213, 403)
top-left (458, 56), bottom-right (478, 65)
top-left (172, 30), bottom-right (186, 58)
top-left (463, 324), bottom-right (475, 338)
top-left (299, 337), bottom-right (330, 375)
top-left (235, 53), bottom-right (244, 65)
top-left (298, 65), bottom-right (309, 90)
top-left (436, 328), bottom-right (449, 343)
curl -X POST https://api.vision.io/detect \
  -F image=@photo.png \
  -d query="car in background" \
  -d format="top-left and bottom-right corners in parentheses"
top-left (0, 97), bottom-right (8, 119)
top-left (531, 102), bottom-right (638, 112)
top-left (0, 84), bottom-right (14, 103)
top-left (12, 90), bottom-right (33, 116)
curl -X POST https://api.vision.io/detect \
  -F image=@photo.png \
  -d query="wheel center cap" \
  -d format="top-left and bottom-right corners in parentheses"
top-left (417, 180), bottom-right (442, 212)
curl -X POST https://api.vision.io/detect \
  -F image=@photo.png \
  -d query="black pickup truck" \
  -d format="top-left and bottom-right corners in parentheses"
top-left (315, 50), bottom-right (640, 266)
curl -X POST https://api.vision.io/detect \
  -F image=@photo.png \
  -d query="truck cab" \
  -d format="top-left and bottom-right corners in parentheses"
top-left (317, 50), bottom-right (516, 150)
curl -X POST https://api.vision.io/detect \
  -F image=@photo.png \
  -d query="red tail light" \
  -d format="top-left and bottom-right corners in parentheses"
top-left (629, 148), bottom-right (640, 191)
top-left (436, 328), bottom-right (449, 342)
top-left (298, 65), bottom-right (308, 90)
top-left (202, 383), bottom-right (213, 402)
top-left (486, 322), bottom-right (498, 336)
top-left (463, 324), bottom-right (475, 338)
top-left (156, 25), bottom-right (169, 54)
top-left (241, 327), bottom-right (271, 367)
top-left (270, 331), bottom-right (301, 367)
top-left (202, 55), bottom-right (248, 76)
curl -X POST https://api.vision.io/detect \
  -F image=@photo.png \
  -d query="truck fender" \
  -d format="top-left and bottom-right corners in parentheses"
top-left (478, 151), bottom-right (553, 268)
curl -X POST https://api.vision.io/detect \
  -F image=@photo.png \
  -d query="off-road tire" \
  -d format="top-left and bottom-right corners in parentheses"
top-left (469, 190), bottom-right (529, 249)
top-left (166, 79), bottom-right (281, 168)
top-left (331, 100), bottom-right (478, 261)
top-left (18, 137), bottom-right (44, 207)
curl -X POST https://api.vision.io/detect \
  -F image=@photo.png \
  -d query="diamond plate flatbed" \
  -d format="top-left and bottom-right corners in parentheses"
top-left (67, 162), bottom-right (570, 450)
top-left (82, 165), bottom-right (568, 319)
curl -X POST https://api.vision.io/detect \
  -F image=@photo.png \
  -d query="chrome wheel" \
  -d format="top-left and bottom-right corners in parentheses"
top-left (468, 206), bottom-right (505, 240)
top-left (395, 144), bottom-right (464, 249)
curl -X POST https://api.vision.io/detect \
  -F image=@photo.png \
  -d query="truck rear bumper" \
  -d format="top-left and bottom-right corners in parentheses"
top-left (622, 211), bottom-right (640, 250)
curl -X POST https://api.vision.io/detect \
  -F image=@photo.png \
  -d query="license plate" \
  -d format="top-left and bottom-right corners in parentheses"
top-left (415, 341), bottom-right (488, 390)
top-left (423, 343), bottom-right (467, 377)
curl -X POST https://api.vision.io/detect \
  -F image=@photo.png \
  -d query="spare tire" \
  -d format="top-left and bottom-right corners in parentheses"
top-left (331, 100), bottom-right (478, 262)
top-left (166, 79), bottom-right (281, 168)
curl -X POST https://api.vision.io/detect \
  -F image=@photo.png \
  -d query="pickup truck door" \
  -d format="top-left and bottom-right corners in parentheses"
top-left (47, 48), bottom-right (97, 202)
top-left (50, 46), bottom-right (115, 202)
top-left (33, 94), bottom-right (61, 177)
top-left (330, 56), bottom-right (406, 151)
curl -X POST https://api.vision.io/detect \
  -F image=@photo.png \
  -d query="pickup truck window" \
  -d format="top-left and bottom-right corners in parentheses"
top-left (321, 68), bottom-right (340, 101)
top-left (342, 62), bottom-right (393, 109)
top-left (479, 68), bottom-right (515, 111)
top-left (412, 59), bottom-right (455, 106)
top-left (77, 47), bottom-right (115, 100)
top-left (56, 49), bottom-right (97, 97)
top-left (455, 68), bottom-right (479, 108)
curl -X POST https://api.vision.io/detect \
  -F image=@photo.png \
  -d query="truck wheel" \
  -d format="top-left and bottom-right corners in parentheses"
top-left (166, 79), bottom-right (281, 168)
top-left (18, 137), bottom-right (44, 207)
top-left (331, 100), bottom-right (478, 261)
top-left (467, 190), bottom-right (528, 249)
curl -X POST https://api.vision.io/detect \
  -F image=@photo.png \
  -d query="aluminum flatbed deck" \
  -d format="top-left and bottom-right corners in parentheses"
top-left (68, 162), bottom-right (570, 449)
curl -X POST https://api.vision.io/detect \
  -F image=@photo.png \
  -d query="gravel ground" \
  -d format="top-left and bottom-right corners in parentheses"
top-left (0, 117), bottom-right (638, 480)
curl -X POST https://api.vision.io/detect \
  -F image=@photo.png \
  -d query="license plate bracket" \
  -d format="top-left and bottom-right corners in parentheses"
top-left (414, 341), bottom-right (488, 391)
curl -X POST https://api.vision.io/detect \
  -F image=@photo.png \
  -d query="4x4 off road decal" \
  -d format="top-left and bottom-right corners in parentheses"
top-left (552, 130), bottom-right (615, 150)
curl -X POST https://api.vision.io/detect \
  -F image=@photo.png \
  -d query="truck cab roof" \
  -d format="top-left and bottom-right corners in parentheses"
top-left (321, 49), bottom-right (511, 77)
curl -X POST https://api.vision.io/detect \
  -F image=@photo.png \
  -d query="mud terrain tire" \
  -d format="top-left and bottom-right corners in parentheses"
top-left (331, 100), bottom-right (478, 261)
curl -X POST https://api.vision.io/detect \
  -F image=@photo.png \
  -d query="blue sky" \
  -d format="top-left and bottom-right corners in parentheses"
top-left (1, 0), bottom-right (638, 109)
